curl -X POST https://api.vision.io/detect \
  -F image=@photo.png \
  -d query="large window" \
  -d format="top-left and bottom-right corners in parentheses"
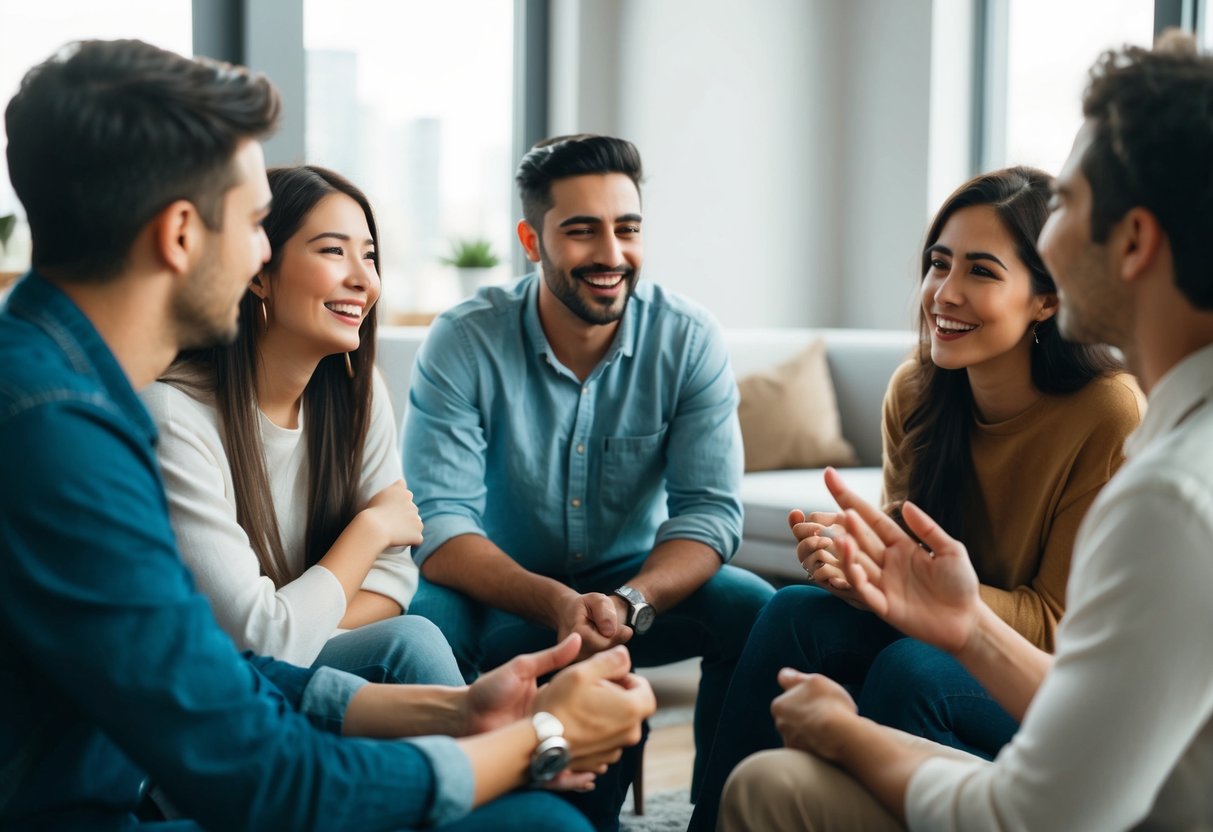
top-left (0, 0), bottom-right (192, 272)
top-left (982, 0), bottom-right (1155, 175)
top-left (303, 0), bottom-right (515, 319)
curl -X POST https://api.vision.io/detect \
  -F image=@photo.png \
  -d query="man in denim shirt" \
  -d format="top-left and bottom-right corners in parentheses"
top-left (405, 135), bottom-right (776, 824)
top-left (0, 41), bottom-right (653, 831)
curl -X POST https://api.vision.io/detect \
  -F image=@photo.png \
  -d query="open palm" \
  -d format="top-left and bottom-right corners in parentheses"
top-left (823, 468), bottom-right (982, 654)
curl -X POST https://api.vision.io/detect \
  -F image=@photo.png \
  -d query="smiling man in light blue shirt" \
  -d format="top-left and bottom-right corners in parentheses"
top-left (404, 134), bottom-right (775, 828)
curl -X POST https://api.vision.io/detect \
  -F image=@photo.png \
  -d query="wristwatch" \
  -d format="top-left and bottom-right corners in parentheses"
top-left (529, 711), bottom-right (571, 784)
top-left (613, 585), bottom-right (656, 635)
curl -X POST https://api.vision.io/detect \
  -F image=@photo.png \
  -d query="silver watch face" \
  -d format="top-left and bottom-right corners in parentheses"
top-left (530, 736), bottom-right (571, 783)
top-left (632, 603), bottom-right (656, 634)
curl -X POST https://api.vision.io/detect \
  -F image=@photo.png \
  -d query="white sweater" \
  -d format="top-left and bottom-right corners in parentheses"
top-left (141, 371), bottom-right (418, 666)
top-left (906, 344), bottom-right (1213, 831)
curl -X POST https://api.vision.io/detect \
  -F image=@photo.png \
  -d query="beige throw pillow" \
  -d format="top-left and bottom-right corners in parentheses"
top-left (737, 339), bottom-right (859, 472)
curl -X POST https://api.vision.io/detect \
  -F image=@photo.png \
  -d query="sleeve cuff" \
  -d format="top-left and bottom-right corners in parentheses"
top-left (654, 514), bottom-right (740, 561)
top-left (299, 666), bottom-right (370, 734)
top-left (361, 547), bottom-right (420, 610)
top-left (404, 735), bottom-right (475, 826)
top-left (412, 514), bottom-right (486, 566)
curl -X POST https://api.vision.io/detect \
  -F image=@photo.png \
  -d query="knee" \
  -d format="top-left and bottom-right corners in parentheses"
top-left (375, 616), bottom-right (462, 686)
top-left (719, 749), bottom-right (819, 832)
top-left (704, 565), bottom-right (775, 627)
top-left (861, 639), bottom-right (945, 725)
top-left (374, 614), bottom-right (442, 652)
top-left (765, 584), bottom-right (825, 622)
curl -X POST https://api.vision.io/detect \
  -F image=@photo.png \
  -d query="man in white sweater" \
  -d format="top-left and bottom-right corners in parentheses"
top-left (719, 32), bottom-right (1213, 832)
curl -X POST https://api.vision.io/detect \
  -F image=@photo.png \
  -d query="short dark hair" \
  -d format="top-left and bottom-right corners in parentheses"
top-left (5, 39), bottom-right (280, 281)
top-left (1081, 30), bottom-right (1213, 309)
top-left (515, 134), bottom-right (643, 232)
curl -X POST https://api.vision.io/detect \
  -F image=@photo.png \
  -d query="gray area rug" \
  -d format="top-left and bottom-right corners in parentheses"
top-left (620, 788), bottom-right (692, 832)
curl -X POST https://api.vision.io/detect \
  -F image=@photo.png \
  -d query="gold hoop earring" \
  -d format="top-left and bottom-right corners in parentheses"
top-left (1032, 322), bottom-right (1040, 345)
top-left (344, 352), bottom-right (355, 379)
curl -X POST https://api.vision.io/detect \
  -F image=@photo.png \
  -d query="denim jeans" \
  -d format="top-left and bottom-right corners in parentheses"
top-left (313, 614), bottom-right (464, 686)
top-left (688, 585), bottom-right (1019, 832)
top-left (410, 555), bottom-right (775, 831)
top-left (429, 790), bottom-right (593, 832)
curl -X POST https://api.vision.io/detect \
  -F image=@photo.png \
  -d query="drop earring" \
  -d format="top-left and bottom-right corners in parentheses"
top-left (344, 352), bottom-right (355, 379)
top-left (1032, 322), bottom-right (1040, 345)
top-left (259, 299), bottom-right (268, 329)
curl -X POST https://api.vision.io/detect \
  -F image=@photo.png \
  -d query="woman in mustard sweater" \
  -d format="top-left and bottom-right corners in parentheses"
top-left (689, 166), bottom-right (1143, 831)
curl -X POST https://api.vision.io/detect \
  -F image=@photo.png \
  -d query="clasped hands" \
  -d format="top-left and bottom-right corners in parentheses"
top-left (461, 632), bottom-right (654, 791)
top-left (773, 467), bottom-right (984, 756)
top-left (555, 591), bottom-right (635, 661)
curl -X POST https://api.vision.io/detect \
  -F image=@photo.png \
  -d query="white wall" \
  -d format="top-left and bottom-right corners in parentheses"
top-left (548, 0), bottom-right (952, 331)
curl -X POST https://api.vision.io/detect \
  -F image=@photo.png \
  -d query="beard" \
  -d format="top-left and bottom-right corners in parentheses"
top-left (172, 245), bottom-right (245, 350)
top-left (539, 245), bottom-right (639, 327)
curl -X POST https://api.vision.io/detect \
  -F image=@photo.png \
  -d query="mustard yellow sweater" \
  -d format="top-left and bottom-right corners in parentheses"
top-left (881, 360), bottom-right (1144, 651)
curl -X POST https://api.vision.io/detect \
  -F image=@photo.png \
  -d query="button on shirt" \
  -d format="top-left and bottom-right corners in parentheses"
top-left (0, 274), bottom-right (471, 830)
top-left (404, 275), bottom-right (743, 575)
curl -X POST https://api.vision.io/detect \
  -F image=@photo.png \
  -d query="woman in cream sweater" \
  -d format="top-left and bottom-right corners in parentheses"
top-left (142, 165), bottom-right (459, 684)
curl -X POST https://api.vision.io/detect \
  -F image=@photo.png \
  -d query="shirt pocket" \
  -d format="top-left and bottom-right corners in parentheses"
top-left (599, 424), bottom-right (669, 514)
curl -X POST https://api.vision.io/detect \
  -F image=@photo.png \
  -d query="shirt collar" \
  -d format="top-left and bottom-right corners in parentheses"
top-left (1124, 342), bottom-right (1213, 458)
top-left (4, 270), bottom-right (157, 442)
top-left (521, 272), bottom-right (639, 372)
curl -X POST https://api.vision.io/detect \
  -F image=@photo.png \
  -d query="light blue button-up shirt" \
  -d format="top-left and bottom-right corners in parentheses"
top-left (404, 274), bottom-right (743, 576)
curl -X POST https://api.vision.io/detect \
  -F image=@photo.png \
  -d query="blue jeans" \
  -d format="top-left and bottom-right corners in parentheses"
top-left (313, 614), bottom-right (464, 686)
top-left (431, 791), bottom-right (594, 832)
top-left (687, 585), bottom-right (1019, 832)
top-left (132, 791), bottom-right (592, 832)
top-left (410, 556), bottom-right (775, 830)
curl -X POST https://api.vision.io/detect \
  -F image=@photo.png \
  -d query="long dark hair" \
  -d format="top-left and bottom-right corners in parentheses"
top-left (166, 165), bottom-right (379, 587)
top-left (891, 166), bottom-right (1122, 539)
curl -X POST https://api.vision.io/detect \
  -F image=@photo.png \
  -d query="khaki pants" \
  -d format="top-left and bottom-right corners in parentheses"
top-left (718, 730), bottom-right (980, 832)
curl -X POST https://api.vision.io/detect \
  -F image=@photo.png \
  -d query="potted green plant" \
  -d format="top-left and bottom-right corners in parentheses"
top-left (0, 213), bottom-right (19, 288)
top-left (441, 238), bottom-right (501, 297)
top-left (0, 214), bottom-right (15, 256)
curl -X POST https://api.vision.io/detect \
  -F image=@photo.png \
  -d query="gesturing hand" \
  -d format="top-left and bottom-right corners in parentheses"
top-left (771, 668), bottom-right (859, 762)
top-left (788, 509), bottom-right (871, 610)
top-left (823, 467), bottom-right (982, 654)
top-left (460, 634), bottom-right (582, 736)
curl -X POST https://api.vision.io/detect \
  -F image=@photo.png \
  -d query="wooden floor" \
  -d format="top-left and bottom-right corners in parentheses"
top-left (637, 660), bottom-right (698, 795)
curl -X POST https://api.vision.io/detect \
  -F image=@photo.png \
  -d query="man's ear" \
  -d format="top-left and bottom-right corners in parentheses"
top-left (1116, 206), bottom-right (1164, 285)
top-left (153, 199), bottom-right (201, 276)
top-left (517, 219), bottom-right (542, 264)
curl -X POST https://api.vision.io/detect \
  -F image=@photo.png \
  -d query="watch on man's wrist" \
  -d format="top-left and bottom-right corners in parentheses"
top-left (529, 711), bottom-right (571, 784)
top-left (613, 585), bottom-right (656, 635)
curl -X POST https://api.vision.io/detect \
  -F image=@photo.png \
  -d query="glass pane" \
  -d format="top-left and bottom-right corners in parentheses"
top-left (304, 0), bottom-right (514, 318)
top-left (1202, 2), bottom-right (1213, 51)
top-left (0, 0), bottom-right (192, 273)
top-left (1000, 0), bottom-right (1153, 175)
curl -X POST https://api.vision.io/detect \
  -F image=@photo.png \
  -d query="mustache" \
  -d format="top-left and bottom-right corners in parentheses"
top-left (570, 263), bottom-right (635, 280)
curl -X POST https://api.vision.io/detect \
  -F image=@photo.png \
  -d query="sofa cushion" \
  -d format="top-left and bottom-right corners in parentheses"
top-left (740, 467), bottom-right (885, 541)
top-left (737, 340), bottom-right (858, 472)
top-left (734, 467), bottom-right (885, 578)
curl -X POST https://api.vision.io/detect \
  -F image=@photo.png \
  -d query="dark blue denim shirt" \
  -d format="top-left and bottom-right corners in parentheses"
top-left (0, 273), bottom-right (471, 830)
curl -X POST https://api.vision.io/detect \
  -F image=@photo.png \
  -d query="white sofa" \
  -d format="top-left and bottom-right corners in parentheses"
top-left (377, 325), bottom-right (915, 582)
